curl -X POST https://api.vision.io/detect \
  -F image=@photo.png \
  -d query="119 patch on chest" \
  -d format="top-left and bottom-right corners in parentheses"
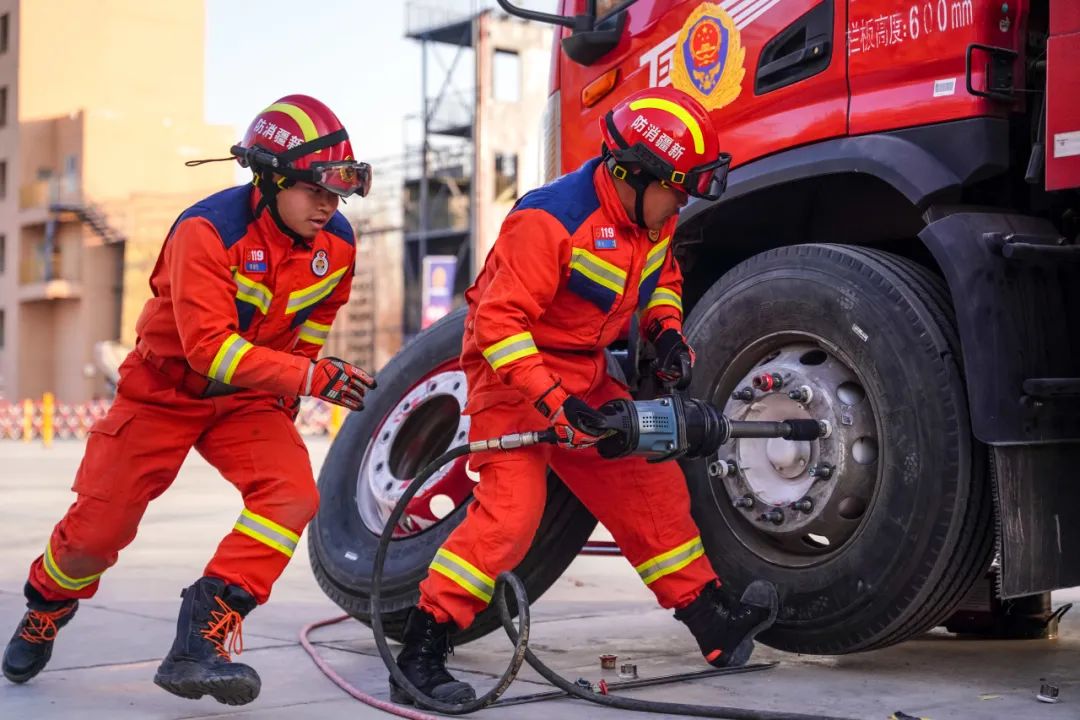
top-left (244, 248), bottom-right (268, 273)
top-left (592, 225), bottom-right (617, 250)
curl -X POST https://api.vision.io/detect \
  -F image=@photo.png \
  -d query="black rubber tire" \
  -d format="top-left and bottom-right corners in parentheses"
top-left (682, 244), bottom-right (993, 654)
top-left (308, 307), bottom-right (597, 644)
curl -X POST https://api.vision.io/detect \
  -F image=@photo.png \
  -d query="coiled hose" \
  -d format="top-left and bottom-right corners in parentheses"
top-left (368, 433), bottom-right (855, 720)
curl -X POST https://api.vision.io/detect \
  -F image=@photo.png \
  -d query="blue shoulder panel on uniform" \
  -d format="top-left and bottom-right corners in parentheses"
top-left (511, 158), bottom-right (602, 236)
top-left (171, 185), bottom-right (254, 249)
top-left (323, 211), bottom-right (355, 246)
top-left (235, 298), bottom-right (257, 332)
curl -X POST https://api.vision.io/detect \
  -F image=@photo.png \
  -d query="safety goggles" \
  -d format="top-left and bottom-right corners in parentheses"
top-left (658, 155), bottom-right (730, 200)
top-left (612, 143), bottom-right (731, 201)
top-left (308, 160), bottom-right (372, 198)
top-left (229, 143), bottom-right (372, 198)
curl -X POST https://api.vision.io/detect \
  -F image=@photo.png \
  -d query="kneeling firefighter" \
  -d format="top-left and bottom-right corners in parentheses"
top-left (390, 86), bottom-right (780, 705)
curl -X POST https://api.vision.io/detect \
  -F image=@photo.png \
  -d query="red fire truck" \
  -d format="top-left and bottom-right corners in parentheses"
top-left (309, 0), bottom-right (1079, 654)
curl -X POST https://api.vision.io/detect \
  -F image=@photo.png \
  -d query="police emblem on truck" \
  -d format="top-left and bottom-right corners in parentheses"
top-left (669, 2), bottom-right (745, 111)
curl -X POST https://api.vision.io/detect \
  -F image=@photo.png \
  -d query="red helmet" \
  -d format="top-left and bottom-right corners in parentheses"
top-left (600, 87), bottom-right (729, 201)
top-left (232, 94), bottom-right (371, 198)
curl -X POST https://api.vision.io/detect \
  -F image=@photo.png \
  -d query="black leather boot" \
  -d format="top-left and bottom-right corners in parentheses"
top-left (389, 607), bottom-right (475, 705)
top-left (2, 583), bottom-right (78, 684)
top-left (153, 577), bottom-right (260, 705)
top-left (674, 580), bottom-right (779, 668)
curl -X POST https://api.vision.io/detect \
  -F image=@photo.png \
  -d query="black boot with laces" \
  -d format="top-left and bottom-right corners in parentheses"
top-left (389, 607), bottom-right (475, 705)
top-left (2, 583), bottom-right (78, 684)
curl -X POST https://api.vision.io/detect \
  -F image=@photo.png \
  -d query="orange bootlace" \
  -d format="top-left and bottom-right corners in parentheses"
top-left (19, 605), bottom-right (75, 645)
top-left (200, 597), bottom-right (245, 660)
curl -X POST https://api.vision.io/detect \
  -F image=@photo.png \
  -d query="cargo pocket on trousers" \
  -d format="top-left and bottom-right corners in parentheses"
top-left (72, 409), bottom-right (137, 501)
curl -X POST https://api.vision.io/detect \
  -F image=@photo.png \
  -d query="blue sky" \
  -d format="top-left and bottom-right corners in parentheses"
top-left (204, 1), bottom-right (557, 168)
top-left (205, 1), bottom-right (424, 168)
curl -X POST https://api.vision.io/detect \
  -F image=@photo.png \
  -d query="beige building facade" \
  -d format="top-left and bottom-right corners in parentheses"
top-left (0, 0), bottom-right (234, 403)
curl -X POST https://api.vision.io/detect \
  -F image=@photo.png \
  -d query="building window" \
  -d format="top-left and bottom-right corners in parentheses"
top-left (0, 87), bottom-right (7, 127)
top-left (495, 153), bottom-right (518, 200)
top-left (0, 235), bottom-right (5, 274)
top-left (0, 309), bottom-right (5, 350)
top-left (493, 49), bottom-right (520, 103)
top-left (0, 161), bottom-right (7, 198)
top-left (0, 15), bottom-right (8, 55)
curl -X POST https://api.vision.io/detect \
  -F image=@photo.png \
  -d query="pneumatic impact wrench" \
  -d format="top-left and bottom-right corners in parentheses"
top-left (580, 394), bottom-right (829, 462)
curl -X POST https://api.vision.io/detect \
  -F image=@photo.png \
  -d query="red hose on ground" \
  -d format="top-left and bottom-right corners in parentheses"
top-left (299, 614), bottom-right (442, 720)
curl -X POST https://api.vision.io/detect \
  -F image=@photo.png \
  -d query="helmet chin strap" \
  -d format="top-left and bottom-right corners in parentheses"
top-left (253, 172), bottom-right (309, 246)
top-left (604, 154), bottom-right (652, 230)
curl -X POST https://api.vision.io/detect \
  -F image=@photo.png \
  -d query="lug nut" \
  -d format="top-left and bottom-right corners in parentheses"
top-left (791, 497), bottom-right (814, 513)
top-left (759, 508), bottom-right (785, 525)
top-left (788, 385), bottom-right (813, 403)
top-left (809, 463), bottom-right (834, 480)
top-left (733, 495), bottom-right (755, 508)
top-left (710, 459), bottom-right (739, 477)
top-left (731, 386), bottom-right (754, 402)
top-left (752, 373), bottom-right (784, 391)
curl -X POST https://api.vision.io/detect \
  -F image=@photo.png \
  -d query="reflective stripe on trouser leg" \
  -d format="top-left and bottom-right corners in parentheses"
top-left (41, 540), bottom-right (103, 592)
top-left (232, 508), bottom-right (300, 558)
top-left (429, 548), bottom-right (495, 603)
top-left (635, 536), bottom-right (705, 585)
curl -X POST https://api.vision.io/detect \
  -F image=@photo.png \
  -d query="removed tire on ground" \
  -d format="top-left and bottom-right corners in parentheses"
top-left (308, 307), bottom-right (598, 643)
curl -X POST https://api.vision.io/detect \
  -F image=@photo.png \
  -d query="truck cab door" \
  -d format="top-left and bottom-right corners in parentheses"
top-left (557, 0), bottom-right (850, 173)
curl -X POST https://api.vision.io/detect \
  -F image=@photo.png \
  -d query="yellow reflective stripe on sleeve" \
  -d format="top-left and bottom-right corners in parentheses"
top-left (298, 319), bottom-right (331, 346)
top-left (481, 331), bottom-right (539, 372)
top-left (635, 536), bottom-right (705, 585)
top-left (233, 271), bottom-right (273, 314)
top-left (208, 333), bottom-right (255, 384)
top-left (429, 548), bottom-right (495, 603)
top-left (286, 267), bottom-right (348, 315)
top-left (646, 287), bottom-right (683, 313)
top-left (570, 248), bottom-right (627, 295)
top-left (43, 542), bottom-right (102, 591)
top-left (233, 509), bottom-right (300, 558)
top-left (640, 237), bottom-right (671, 287)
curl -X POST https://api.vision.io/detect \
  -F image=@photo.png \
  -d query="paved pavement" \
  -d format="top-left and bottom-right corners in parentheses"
top-left (1, 438), bottom-right (1077, 719)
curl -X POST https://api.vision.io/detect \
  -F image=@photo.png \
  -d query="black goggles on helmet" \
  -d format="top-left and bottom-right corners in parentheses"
top-left (604, 113), bottom-right (731, 201)
top-left (230, 133), bottom-right (373, 198)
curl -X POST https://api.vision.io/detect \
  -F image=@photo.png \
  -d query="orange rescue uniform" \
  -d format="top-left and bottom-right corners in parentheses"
top-left (27, 185), bottom-right (356, 605)
top-left (418, 158), bottom-right (718, 628)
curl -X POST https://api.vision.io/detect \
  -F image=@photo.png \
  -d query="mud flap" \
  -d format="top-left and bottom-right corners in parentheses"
top-left (993, 443), bottom-right (1080, 597)
top-left (918, 211), bottom-right (1080, 444)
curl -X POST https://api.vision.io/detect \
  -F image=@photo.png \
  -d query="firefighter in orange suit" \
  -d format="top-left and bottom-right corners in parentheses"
top-left (390, 87), bottom-right (780, 706)
top-left (2, 95), bottom-right (376, 706)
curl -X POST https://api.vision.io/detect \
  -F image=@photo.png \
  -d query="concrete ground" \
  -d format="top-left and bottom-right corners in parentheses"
top-left (1, 438), bottom-right (1076, 720)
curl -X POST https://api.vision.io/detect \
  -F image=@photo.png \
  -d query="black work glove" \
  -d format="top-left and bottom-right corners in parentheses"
top-left (653, 329), bottom-right (695, 390)
top-left (548, 395), bottom-right (609, 449)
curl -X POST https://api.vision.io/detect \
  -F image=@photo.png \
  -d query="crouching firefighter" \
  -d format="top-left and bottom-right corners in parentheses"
top-left (390, 86), bottom-right (780, 705)
top-left (2, 95), bottom-right (376, 706)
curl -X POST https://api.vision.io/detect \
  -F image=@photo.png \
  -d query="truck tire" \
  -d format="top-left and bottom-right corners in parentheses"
top-left (308, 307), bottom-right (597, 643)
top-left (682, 244), bottom-right (992, 654)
